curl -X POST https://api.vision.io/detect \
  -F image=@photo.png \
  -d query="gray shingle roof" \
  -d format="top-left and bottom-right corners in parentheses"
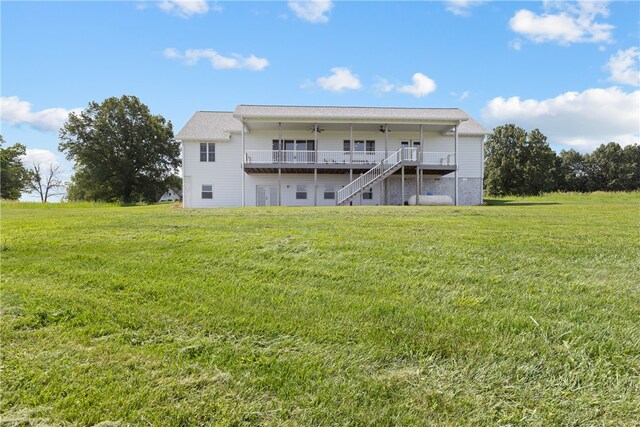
top-left (176, 111), bottom-right (241, 141)
top-left (177, 106), bottom-right (489, 140)
top-left (455, 117), bottom-right (490, 136)
top-left (234, 105), bottom-right (470, 122)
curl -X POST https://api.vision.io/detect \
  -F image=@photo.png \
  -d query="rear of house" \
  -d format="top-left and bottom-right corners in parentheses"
top-left (177, 105), bottom-right (488, 208)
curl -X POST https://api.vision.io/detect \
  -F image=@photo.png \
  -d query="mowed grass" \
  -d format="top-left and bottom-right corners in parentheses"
top-left (1, 193), bottom-right (639, 425)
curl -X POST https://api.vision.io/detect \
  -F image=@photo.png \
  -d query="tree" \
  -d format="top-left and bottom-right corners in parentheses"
top-left (556, 149), bottom-right (589, 192)
top-left (585, 142), bottom-right (639, 191)
top-left (59, 95), bottom-right (180, 203)
top-left (0, 135), bottom-right (32, 200)
top-left (484, 124), bottom-right (557, 196)
top-left (26, 162), bottom-right (66, 202)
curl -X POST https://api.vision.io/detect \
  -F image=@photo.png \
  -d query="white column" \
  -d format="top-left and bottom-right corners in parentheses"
top-left (455, 124), bottom-right (459, 206)
top-left (314, 168), bottom-right (318, 206)
top-left (349, 123), bottom-right (353, 163)
top-left (384, 124), bottom-right (388, 158)
top-left (241, 121), bottom-right (245, 207)
top-left (401, 166), bottom-right (405, 205)
top-left (419, 124), bottom-right (424, 163)
top-left (314, 123), bottom-right (318, 163)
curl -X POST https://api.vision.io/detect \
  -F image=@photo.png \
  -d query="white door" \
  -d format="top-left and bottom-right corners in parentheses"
top-left (401, 140), bottom-right (420, 161)
top-left (256, 186), bottom-right (278, 206)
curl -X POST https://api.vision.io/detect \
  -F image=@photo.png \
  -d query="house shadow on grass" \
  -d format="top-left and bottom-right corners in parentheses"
top-left (485, 199), bottom-right (560, 206)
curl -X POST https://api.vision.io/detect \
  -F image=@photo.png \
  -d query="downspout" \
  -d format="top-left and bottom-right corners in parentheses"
top-left (241, 122), bottom-right (245, 207)
top-left (455, 124), bottom-right (459, 206)
top-left (278, 122), bottom-right (282, 206)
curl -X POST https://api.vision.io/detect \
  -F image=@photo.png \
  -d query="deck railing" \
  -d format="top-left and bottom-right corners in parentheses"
top-left (245, 150), bottom-right (455, 166)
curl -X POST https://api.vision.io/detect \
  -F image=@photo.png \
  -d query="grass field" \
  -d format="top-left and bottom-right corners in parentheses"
top-left (1, 193), bottom-right (639, 425)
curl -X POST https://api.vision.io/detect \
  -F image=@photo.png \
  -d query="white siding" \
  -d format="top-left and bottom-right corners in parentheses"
top-left (182, 139), bottom-right (242, 208)
top-left (182, 127), bottom-right (483, 207)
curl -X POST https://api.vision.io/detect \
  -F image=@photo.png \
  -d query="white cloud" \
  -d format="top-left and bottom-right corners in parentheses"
top-left (0, 96), bottom-right (80, 133)
top-left (509, 39), bottom-right (522, 51)
top-left (316, 67), bottom-right (361, 92)
top-left (481, 87), bottom-right (640, 151)
top-left (288, 0), bottom-right (333, 23)
top-left (158, 0), bottom-right (214, 18)
top-left (21, 149), bottom-right (59, 168)
top-left (451, 90), bottom-right (470, 101)
top-left (397, 73), bottom-right (437, 98)
top-left (164, 48), bottom-right (269, 71)
top-left (373, 76), bottom-right (395, 94)
top-left (509, 1), bottom-right (614, 46)
top-left (445, 0), bottom-right (487, 16)
top-left (606, 47), bottom-right (640, 87)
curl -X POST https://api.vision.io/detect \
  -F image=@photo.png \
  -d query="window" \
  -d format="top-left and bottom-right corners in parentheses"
top-left (201, 184), bottom-right (213, 199)
top-left (296, 185), bottom-right (307, 200)
top-left (324, 184), bottom-right (335, 200)
top-left (343, 140), bottom-right (375, 152)
top-left (200, 143), bottom-right (215, 162)
top-left (272, 140), bottom-right (315, 150)
top-left (362, 188), bottom-right (373, 200)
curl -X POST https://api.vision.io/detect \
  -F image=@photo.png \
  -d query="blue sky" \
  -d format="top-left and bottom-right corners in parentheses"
top-left (1, 0), bottom-right (639, 198)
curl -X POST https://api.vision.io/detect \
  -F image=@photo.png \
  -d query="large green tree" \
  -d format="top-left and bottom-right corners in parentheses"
top-left (556, 149), bottom-right (589, 192)
top-left (59, 95), bottom-right (180, 203)
top-left (0, 135), bottom-right (32, 200)
top-left (484, 124), bottom-right (557, 196)
top-left (585, 142), bottom-right (640, 191)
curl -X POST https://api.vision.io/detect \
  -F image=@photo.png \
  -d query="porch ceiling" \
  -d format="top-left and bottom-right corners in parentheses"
top-left (243, 121), bottom-right (460, 134)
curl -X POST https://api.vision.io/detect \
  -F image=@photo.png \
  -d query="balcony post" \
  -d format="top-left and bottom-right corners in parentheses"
top-left (420, 124), bottom-right (424, 163)
top-left (349, 123), bottom-right (353, 163)
top-left (314, 168), bottom-right (318, 206)
top-left (384, 124), bottom-right (388, 158)
top-left (314, 123), bottom-right (318, 164)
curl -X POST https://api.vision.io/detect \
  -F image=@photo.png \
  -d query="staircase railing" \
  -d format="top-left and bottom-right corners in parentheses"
top-left (337, 148), bottom-right (415, 205)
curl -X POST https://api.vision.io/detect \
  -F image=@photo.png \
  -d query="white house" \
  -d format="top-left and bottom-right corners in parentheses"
top-left (177, 105), bottom-right (488, 208)
top-left (159, 188), bottom-right (182, 202)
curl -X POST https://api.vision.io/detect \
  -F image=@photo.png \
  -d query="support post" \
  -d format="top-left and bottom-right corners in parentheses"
top-left (349, 124), bottom-right (353, 163)
top-left (454, 124), bottom-right (459, 206)
top-left (241, 120), bottom-right (245, 207)
top-left (401, 166), bottom-right (405, 205)
top-left (314, 123), bottom-right (318, 164)
top-left (314, 168), bottom-right (318, 206)
top-left (384, 124), bottom-right (388, 158)
top-left (419, 124), bottom-right (424, 164)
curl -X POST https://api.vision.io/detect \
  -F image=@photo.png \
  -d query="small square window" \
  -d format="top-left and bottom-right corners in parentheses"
top-left (202, 184), bottom-right (213, 199)
top-left (296, 185), bottom-right (307, 200)
top-left (362, 188), bottom-right (373, 200)
top-left (324, 184), bottom-right (335, 200)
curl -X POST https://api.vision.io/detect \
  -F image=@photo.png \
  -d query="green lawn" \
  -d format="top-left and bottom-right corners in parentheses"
top-left (1, 193), bottom-right (639, 425)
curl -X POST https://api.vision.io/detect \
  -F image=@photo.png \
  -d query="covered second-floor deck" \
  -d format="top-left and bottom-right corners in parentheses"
top-left (236, 105), bottom-right (467, 176)
top-left (243, 149), bottom-right (456, 174)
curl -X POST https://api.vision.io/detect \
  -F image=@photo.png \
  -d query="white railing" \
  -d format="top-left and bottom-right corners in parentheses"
top-left (245, 150), bottom-right (422, 165)
top-left (421, 152), bottom-right (455, 166)
top-left (336, 148), bottom-right (416, 205)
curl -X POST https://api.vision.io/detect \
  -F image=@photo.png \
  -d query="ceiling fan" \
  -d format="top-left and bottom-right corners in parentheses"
top-left (379, 125), bottom-right (390, 133)
top-left (309, 126), bottom-right (325, 133)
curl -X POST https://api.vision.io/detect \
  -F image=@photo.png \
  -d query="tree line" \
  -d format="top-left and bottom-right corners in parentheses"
top-left (1, 98), bottom-right (638, 202)
top-left (484, 124), bottom-right (639, 196)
